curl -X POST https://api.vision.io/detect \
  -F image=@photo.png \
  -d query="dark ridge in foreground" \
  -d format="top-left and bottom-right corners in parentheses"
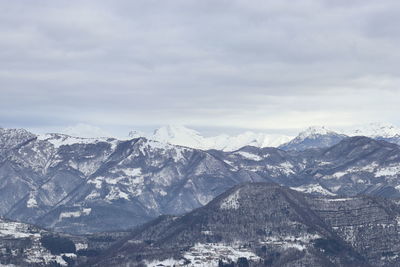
top-left (88, 182), bottom-right (400, 267)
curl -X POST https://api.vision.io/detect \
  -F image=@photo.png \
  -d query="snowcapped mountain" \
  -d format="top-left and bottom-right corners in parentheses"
top-left (148, 125), bottom-right (206, 148)
top-left (129, 125), bottom-right (293, 151)
top-left (348, 122), bottom-right (400, 138)
top-left (128, 123), bottom-right (400, 152)
top-left (37, 133), bottom-right (118, 149)
top-left (0, 127), bottom-right (36, 152)
top-left (2, 126), bottom-right (400, 234)
top-left (345, 122), bottom-right (400, 146)
top-left (0, 127), bottom-right (400, 266)
top-left (279, 126), bottom-right (348, 151)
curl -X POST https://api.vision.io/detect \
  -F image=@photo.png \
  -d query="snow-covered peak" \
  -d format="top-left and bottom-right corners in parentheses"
top-left (297, 126), bottom-right (336, 140)
top-left (0, 128), bottom-right (36, 150)
top-left (127, 125), bottom-right (293, 151)
top-left (0, 127), bottom-right (35, 141)
top-left (37, 133), bottom-right (116, 148)
top-left (279, 126), bottom-right (346, 151)
top-left (212, 132), bottom-right (292, 151)
top-left (152, 125), bottom-right (204, 147)
top-left (348, 122), bottom-right (400, 138)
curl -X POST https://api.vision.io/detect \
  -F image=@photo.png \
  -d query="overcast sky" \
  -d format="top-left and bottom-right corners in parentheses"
top-left (1, 0), bottom-right (400, 137)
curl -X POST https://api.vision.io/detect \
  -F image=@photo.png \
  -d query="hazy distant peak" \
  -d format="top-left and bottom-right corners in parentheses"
top-left (153, 125), bottom-right (202, 139)
top-left (61, 123), bottom-right (113, 138)
top-left (279, 126), bottom-right (346, 151)
top-left (127, 125), bottom-right (293, 151)
top-left (349, 122), bottom-right (400, 138)
top-left (298, 126), bottom-right (336, 139)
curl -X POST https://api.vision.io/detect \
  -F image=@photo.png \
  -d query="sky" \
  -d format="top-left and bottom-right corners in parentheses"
top-left (1, 0), bottom-right (400, 137)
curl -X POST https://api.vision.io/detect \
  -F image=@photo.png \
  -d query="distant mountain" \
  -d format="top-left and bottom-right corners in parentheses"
top-left (348, 122), bottom-right (400, 138)
top-left (278, 126), bottom-right (348, 151)
top-left (129, 125), bottom-right (293, 151)
top-left (91, 183), bottom-right (400, 267)
top-left (347, 122), bottom-right (400, 145)
top-left (128, 123), bottom-right (400, 152)
top-left (0, 128), bottom-right (268, 234)
top-left (0, 127), bottom-right (36, 152)
top-left (37, 132), bottom-right (118, 148)
top-left (277, 123), bottom-right (400, 151)
top-left (2, 127), bottom-right (400, 234)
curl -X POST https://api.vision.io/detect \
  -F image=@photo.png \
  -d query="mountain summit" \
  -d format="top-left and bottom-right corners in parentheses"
top-left (129, 125), bottom-right (293, 151)
top-left (348, 122), bottom-right (400, 138)
top-left (279, 126), bottom-right (347, 151)
top-left (152, 125), bottom-right (206, 148)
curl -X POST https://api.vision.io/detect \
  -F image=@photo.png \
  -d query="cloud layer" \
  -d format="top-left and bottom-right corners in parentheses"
top-left (1, 0), bottom-right (400, 135)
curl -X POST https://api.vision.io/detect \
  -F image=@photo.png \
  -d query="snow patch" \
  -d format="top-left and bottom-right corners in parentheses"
top-left (281, 243), bottom-right (306, 251)
top-left (279, 162), bottom-right (295, 175)
top-left (27, 193), bottom-right (38, 208)
top-left (59, 208), bottom-right (91, 220)
top-left (235, 151), bottom-right (263, 161)
top-left (291, 184), bottom-right (336, 196)
top-left (145, 243), bottom-right (260, 267)
top-left (75, 243), bottom-right (88, 250)
top-left (105, 187), bottom-right (130, 201)
top-left (375, 164), bottom-right (400, 177)
top-left (121, 168), bottom-right (142, 177)
top-left (88, 177), bottom-right (103, 189)
top-left (321, 197), bottom-right (353, 202)
top-left (38, 133), bottom-right (100, 148)
top-left (0, 221), bottom-right (40, 238)
top-left (328, 163), bottom-right (379, 179)
top-left (262, 233), bottom-right (320, 251)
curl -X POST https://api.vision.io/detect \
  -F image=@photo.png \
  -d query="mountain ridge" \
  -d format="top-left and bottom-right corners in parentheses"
top-left (90, 182), bottom-right (400, 267)
top-left (1, 127), bottom-right (400, 234)
top-left (129, 122), bottom-right (400, 151)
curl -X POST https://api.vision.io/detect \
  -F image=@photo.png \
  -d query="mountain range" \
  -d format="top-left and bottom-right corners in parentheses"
top-left (1, 125), bottom-right (400, 235)
top-left (129, 125), bottom-right (293, 152)
top-left (127, 123), bottom-right (400, 151)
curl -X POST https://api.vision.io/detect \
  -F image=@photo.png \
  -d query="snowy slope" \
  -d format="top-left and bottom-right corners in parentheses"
top-left (347, 122), bottom-right (400, 138)
top-left (0, 128), bottom-right (36, 152)
top-left (37, 133), bottom-right (118, 149)
top-left (279, 126), bottom-right (347, 151)
top-left (0, 217), bottom-right (83, 266)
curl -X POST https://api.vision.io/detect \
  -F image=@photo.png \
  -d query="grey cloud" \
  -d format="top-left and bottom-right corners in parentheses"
top-left (1, 0), bottom-right (400, 134)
